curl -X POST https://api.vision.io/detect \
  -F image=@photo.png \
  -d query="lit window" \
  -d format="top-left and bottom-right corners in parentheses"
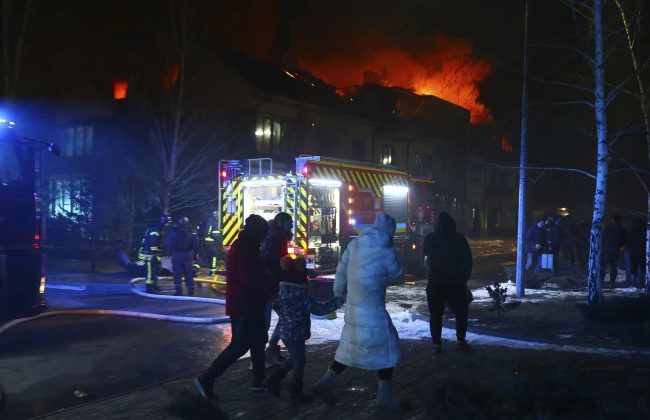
top-left (49, 175), bottom-right (92, 217)
top-left (380, 145), bottom-right (396, 166)
top-left (255, 115), bottom-right (284, 153)
top-left (113, 79), bottom-right (128, 100)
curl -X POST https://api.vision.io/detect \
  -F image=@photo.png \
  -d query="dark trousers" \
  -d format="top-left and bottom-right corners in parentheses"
top-left (625, 250), bottom-right (645, 282)
top-left (601, 249), bottom-right (620, 284)
top-left (330, 360), bottom-right (393, 380)
top-left (172, 252), bottom-right (195, 291)
top-left (269, 338), bottom-right (306, 384)
top-left (204, 241), bottom-right (218, 274)
top-left (427, 281), bottom-right (469, 344)
top-left (203, 314), bottom-right (267, 384)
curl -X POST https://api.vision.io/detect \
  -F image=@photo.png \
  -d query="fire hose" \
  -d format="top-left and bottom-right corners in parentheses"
top-left (0, 278), bottom-right (230, 336)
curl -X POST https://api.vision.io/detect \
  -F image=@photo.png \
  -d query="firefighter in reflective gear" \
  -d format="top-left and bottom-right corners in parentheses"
top-left (168, 216), bottom-right (199, 296)
top-left (199, 211), bottom-right (222, 276)
top-left (139, 215), bottom-right (172, 293)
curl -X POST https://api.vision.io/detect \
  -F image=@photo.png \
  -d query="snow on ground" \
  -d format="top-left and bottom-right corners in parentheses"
top-left (471, 279), bottom-right (643, 304)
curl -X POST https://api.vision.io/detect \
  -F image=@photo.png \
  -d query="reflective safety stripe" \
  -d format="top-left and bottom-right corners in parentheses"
top-left (150, 231), bottom-right (160, 236)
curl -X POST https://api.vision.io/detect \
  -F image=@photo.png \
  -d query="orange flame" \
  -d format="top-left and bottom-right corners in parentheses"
top-left (297, 35), bottom-right (493, 125)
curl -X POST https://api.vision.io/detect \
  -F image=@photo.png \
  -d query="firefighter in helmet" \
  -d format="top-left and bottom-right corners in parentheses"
top-left (138, 215), bottom-right (172, 293)
top-left (167, 216), bottom-right (198, 296)
top-left (199, 210), bottom-right (222, 276)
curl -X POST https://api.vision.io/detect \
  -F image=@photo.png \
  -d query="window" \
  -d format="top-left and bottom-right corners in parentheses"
top-left (255, 115), bottom-right (284, 153)
top-left (49, 175), bottom-right (92, 217)
top-left (64, 126), bottom-right (94, 157)
top-left (353, 140), bottom-right (365, 161)
top-left (380, 144), bottom-right (396, 166)
top-left (411, 153), bottom-right (434, 177)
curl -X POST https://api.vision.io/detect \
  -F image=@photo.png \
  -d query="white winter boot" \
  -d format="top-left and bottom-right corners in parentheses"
top-left (376, 379), bottom-right (407, 412)
top-left (311, 369), bottom-right (339, 407)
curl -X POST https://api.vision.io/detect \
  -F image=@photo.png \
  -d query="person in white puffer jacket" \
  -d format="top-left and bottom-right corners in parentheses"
top-left (311, 211), bottom-right (407, 411)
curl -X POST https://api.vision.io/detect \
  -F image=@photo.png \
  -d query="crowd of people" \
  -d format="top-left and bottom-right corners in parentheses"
top-left (525, 213), bottom-right (647, 287)
top-left (191, 210), bottom-right (473, 411)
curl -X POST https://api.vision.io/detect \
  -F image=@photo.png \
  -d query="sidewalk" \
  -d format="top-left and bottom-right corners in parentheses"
top-left (38, 338), bottom-right (650, 419)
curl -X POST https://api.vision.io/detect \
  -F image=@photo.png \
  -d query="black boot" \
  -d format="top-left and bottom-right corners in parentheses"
top-left (289, 381), bottom-right (313, 404)
top-left (187, 288), bottom-right (195, 297)
top-left (264, 367), bottom-right (286, 397)
top-left (174, 287), bottom-right (183, 296)
top-left (145, 284), bottom-right (156, 294)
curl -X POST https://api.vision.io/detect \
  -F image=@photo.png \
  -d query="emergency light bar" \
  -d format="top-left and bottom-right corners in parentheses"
top-left (242, 179), bottom-right (285, 187)
top-left (309, 178), bottom-right (341, 188)
top-left (383, 185), bottom-right (409, 194)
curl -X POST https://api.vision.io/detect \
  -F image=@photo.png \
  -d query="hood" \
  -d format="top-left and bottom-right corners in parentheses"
top-left (359, 227), bottom-right (391, 247)
top-left (372, 211), bottom-right (396, 237)
top-left (436, 212), bottom-right (457, 235)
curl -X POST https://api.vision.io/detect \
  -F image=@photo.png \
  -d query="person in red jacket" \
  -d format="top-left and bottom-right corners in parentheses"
top-left (195, 214), bottom-right (271, 400)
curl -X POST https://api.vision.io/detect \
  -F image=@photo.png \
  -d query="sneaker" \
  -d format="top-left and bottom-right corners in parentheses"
top-left (194, 376), bottom-right (218, 401)
top-left (251, 378), bottom-right (267, 392)
top-left (433, 343), bottom-right (442, 355)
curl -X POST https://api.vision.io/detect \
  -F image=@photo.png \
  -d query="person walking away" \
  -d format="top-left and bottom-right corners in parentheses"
top-left (312, 211), bottom-right (406, 411)
top-left (601, 215), bottom-right (627, 287)
top-left (194, 215), bottom-right (271, 400)
top-left (423, 212), bottom-right (472, 354)
top-left (167, 217), bottom-right (198, 296)
top-left (545, 216), bottom-right (563, 274)
top-left (260, 212), bottom-right (293, 362)
top-left (625, 215), bottom-right (646, 288)
top-left (561, 215), bottom-right (576, 266)
top-left (199, 211), bottom-right (221, 276)
top-left (525, 218), bottom-right (546, 277)
top-left (265, 255), bottom-right (343, 403)
top-left (138, 215), bottom-right (171, 293)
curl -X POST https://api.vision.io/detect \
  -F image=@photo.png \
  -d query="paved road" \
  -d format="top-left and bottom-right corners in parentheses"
top-left (0, 252), bottom-right (514, 419)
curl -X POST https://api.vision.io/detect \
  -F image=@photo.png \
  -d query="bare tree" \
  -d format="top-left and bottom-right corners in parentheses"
top-left (1, 0), bottom-right (32, 103)
top-left (147, 0), bottom-right (224, 215)
top-left (614, 0), bottom-right (650, 292)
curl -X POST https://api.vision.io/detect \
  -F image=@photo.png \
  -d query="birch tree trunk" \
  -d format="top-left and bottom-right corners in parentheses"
top-left (587, 0), bottom-right (609, 306)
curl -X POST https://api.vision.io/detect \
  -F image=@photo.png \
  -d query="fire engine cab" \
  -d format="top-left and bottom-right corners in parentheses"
top-left (218, 156), bottom-right (423, 274)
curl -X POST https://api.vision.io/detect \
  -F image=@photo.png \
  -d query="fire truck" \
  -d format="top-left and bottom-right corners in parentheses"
top-left (218, 156), bottom-right (427, 275)
top-left (0, 122), bottom-right (55, 319)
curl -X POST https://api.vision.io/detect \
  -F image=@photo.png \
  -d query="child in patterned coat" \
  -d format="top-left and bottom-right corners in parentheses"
top-left (265, 255), bottom-right (343, 403)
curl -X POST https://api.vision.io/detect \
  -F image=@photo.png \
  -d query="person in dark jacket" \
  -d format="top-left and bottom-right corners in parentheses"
top-left (195, 215), bottom-right (271, 400)
top-left (525, 218), bottom-right (546, 277)
top-left (260, 212), bottom-right (293, 362)
top-left (423, 212), bottom-right (472, 354)
top-left (167, 217), bottom-right (198, 296)
top-left (601, 215), bottom-right (627, 286)
top-left (544, 216), bottom-right (563, 274)
top-left (265, 255), bottom-right (343, 403)
top-left (138, 215), bottom-right (172, 293)
top-left (625, 215), bottom-right (646, 287)
top-left (575, 221), bottom-right (590, 269)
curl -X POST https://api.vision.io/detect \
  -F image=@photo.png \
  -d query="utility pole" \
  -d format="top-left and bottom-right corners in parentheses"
top-left (516, 0), bottom-right (531, 298)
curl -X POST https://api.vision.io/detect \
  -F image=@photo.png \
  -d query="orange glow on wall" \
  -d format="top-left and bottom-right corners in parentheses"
top-left (113, 79), bottom-right (128, 100)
